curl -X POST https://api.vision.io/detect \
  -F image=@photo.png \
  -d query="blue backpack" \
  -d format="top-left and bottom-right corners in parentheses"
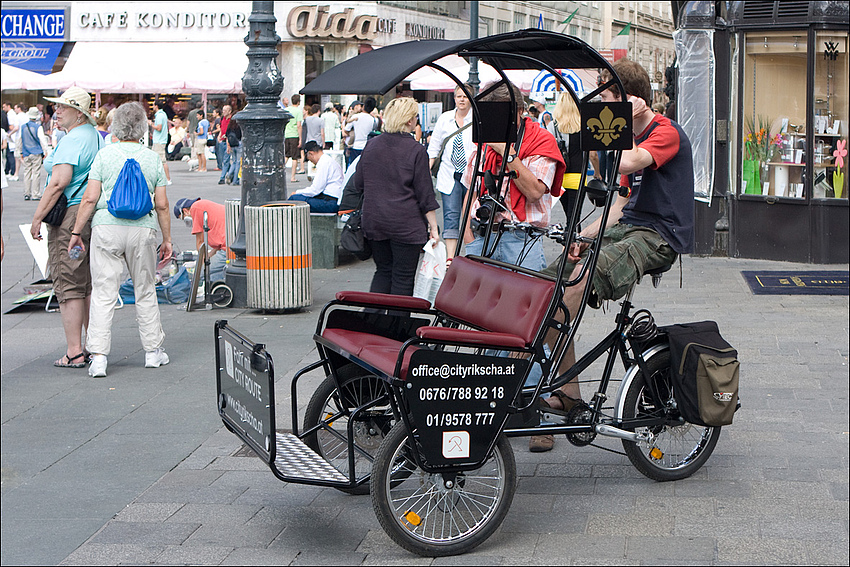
top-left (107, 158), bottom-right (153, 220)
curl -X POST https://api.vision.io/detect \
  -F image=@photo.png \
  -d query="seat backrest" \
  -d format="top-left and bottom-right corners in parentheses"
top-left (434, 256), bottom-right (556, 345)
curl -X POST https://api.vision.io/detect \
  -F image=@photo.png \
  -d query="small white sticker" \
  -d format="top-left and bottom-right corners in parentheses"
top-left (225, 342), bottom-right (234, 378)
top-left (442, 431), bottom-right (470, 459)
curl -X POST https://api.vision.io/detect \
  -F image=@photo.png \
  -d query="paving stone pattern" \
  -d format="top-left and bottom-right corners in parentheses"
top-left (1, 162), bottom-right (847, 565)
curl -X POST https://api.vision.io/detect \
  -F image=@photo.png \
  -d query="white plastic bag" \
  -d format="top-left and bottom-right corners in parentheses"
top-left (413, 239), bottom-right (447, 305)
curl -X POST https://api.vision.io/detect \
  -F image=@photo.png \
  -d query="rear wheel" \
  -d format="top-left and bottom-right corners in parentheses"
top-left (621, 350), bottom-right (721, 481)
top-left (303, 364), bottom-right (393, 494)
top-left (371, 422), bottom-right (516, 557)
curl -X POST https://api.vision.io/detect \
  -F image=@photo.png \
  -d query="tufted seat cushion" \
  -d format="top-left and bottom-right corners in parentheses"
top-left (320, 328), bottom-right (418, 379)
top-left (434, 257), bottom-right (556, 346)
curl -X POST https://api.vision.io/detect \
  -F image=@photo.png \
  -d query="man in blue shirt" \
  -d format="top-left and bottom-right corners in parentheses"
top-left (148, 100), bottom-right (172, 184)
top-left (194, 111), bottom-right (209, 172)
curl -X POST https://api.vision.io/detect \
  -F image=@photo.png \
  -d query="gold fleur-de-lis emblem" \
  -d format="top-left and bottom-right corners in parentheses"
top-left (586, 105), bottom-right (627, 146)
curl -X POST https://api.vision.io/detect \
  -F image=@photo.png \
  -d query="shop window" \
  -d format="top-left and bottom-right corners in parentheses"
top-left (498, 20), bottom-right (510, 34)
top-left (740, 32), bottom-right (807, 199)
top-left (813, 31), bottom-right (848, 200)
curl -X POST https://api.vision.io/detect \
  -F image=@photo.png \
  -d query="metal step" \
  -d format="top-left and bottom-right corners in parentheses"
top-left (272, 432), bottom-right (349, 484)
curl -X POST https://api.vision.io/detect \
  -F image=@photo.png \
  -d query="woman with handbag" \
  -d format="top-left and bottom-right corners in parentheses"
top-left (427, 83), bottom-right (475, 259)
top-left (67, 102), bottom-right (172, 378)
top-left (29, 87), bottom-right (104, 368)
top-left (354, 97), bottom-right (439, 296)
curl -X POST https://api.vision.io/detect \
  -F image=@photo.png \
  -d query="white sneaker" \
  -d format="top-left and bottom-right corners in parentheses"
top-left (89, 354), bottom-right (108, 377)
top-left (145, 348), bottom-right (170, 368)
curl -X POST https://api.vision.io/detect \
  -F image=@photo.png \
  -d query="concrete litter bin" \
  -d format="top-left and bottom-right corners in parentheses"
top-left (245, 201), bottom-right (312, 310)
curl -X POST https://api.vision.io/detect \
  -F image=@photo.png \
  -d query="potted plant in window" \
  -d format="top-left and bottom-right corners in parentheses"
top-left (743, 116), bottom-right (783, 195)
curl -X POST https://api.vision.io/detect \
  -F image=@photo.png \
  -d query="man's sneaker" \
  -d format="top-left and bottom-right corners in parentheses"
top-left (145, 348), bottom-right (170, 368)
top-left (88, 354), bottom-right (108, 377)
top-left (218, 179), bottom-right (225, 185)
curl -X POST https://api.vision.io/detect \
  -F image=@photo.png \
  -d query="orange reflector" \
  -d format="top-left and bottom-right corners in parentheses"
top-left (323, 413), bottom-right (335, 427)
top-left (404, 511), bottom-right (422, 526)
top-left (650, 447), bottom-right (663, 460)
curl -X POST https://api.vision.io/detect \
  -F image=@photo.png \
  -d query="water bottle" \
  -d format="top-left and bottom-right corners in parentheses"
top-left (69, 245), bottom-right (83, 260)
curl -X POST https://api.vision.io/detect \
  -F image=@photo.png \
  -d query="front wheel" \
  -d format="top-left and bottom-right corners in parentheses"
top-left (371, 422), bottom-right (516, 557)
top-left (621, 349), bottom-right (721, 481)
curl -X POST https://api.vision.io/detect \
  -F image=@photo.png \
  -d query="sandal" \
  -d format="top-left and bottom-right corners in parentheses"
top-left (540, 390), bottom-right (582, 413)
top-left (54, 352), bottom-right (86, 369)
top-left (529, 434), bottom-right (555, 452)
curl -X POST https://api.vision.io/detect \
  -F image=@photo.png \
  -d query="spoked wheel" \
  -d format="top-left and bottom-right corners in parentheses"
top-left (371, 422), bottom-right (516, 557)
top-left (303, 364), bottom-right (394, 495)
top-left (621, 350), bottom-right (721, 481)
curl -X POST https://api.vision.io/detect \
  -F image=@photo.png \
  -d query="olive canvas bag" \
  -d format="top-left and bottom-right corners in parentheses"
top-left (662, 321), bottom-right (740, 427)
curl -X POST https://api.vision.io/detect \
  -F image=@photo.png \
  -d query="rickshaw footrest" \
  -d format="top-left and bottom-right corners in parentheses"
top-left (272, 433), bottom-right (349, 484)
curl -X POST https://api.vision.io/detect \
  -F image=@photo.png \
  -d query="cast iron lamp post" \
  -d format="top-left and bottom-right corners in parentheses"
top-left (225, 1), bottom-right (291, 307)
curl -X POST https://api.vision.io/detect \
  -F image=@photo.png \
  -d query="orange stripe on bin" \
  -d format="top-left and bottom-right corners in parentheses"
top-left (247, 254), bottom-right (312, 270)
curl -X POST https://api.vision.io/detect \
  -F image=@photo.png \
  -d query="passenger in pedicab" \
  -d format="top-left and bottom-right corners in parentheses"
top-left (530, 59), bottom-right (695, 452)
top-left (459, 80), bottom-right (566, 270)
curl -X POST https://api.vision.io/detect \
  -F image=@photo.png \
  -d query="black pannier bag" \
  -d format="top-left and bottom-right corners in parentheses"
top-left (662, 321), bottom-right (740, 427)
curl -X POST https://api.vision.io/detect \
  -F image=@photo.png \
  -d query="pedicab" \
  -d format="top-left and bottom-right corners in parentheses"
top-left (215, 30), bottom-right (734, 557)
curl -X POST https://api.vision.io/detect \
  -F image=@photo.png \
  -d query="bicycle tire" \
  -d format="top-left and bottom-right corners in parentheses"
top-left (371, 422), bottom-right (516, 557)
top-left (303, 364), bottom-right (393, 495)
top-left (621, 349), bottom-right (721, 481)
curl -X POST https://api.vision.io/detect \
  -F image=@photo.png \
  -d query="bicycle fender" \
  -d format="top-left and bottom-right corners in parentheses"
top-left (612, 343), bottom-right (669, 423)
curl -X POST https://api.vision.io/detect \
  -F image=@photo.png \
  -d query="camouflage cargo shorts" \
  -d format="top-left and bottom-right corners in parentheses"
top-left (543, 223), bottom-right (677, 307)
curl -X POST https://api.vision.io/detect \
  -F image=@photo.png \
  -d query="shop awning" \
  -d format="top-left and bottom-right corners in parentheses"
top-left (302, 30), bottom-right (610, 96)
top-left (0, 63), bottom-right (47, 90)
top-left (25, 42), bottom-right (247, 93)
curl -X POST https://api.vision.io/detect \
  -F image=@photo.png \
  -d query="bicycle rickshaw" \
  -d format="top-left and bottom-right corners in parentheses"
top-left (215, 30), bottom-right (733, 557)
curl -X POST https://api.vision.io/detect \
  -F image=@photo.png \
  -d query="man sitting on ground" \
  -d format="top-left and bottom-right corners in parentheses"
top-left (174, 198), bottom-right (228, 282)
top-left (288, 141), bottom-right (343, 214)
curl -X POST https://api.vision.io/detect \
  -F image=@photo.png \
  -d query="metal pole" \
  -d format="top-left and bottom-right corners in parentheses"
top-left (225, 0), bottom-right (292, 308)
top-left (468, 1), bottom-right (480, 95)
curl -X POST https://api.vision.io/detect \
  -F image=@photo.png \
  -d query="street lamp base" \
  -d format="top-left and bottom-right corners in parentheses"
top-left (225, 263), bottom-right (248, 309)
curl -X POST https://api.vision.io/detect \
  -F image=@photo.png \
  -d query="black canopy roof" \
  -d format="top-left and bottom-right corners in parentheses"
top-left (300, 30), bottom-right (611, 96)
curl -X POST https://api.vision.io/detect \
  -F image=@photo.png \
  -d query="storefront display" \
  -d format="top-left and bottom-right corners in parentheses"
top-left (678, 1), bottom-right (848, 264)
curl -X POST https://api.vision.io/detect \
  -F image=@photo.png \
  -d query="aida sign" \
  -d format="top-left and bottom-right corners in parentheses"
top-left (286, 5), bottom-right (398, 41)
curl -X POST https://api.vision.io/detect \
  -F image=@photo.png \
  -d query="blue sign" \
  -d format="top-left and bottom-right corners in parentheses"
top-left (1, 9), bottom-right (66, 40)
top-left (1, 41), bottom-right (63, 74)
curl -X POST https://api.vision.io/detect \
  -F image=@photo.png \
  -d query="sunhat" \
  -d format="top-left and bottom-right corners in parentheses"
top-left (44, 86), bottom-right (96, 125)
top-left (26, 107), bottom-right (40, 120)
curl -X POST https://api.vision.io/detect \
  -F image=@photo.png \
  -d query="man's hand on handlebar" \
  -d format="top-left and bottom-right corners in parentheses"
top-left (568, 240), bottom-right (590, 263)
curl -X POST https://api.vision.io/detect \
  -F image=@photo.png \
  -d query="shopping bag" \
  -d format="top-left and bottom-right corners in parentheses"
top-left (413, 240), bottom-right (447, 305)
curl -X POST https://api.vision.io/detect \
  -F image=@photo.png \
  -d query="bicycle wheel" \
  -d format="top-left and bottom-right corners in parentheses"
top-left (303, 364), bottom-right (393, 495)
top-left (621, 349), bottom-right (721, 481)
top-left (371, 422), bottom-right (516, 557)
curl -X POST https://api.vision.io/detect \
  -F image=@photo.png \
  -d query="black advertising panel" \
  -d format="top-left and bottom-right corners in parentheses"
top-left (215, 322), bottom-right (275, 463)
top-left (405, 350), bottom-right (528, 469)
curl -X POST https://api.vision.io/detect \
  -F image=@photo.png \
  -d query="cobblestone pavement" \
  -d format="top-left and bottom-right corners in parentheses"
top-left (2, 161), bottom-right (848, 565)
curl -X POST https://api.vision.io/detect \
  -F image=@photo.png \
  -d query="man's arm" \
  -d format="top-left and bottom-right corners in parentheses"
top-left (487, 142), bottom-right (548, 203)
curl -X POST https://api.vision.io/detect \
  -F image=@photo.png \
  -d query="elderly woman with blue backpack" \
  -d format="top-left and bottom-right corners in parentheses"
top-left (68, 101), bottom-right (172, 378)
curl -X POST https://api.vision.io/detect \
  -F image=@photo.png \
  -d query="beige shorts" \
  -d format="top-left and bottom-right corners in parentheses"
top-left (152, 143), bottom-right (167, 163)
top-left (194, 139), bottom-right (207, 154)
top-left (46, 204), bottom-right (93, 302)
